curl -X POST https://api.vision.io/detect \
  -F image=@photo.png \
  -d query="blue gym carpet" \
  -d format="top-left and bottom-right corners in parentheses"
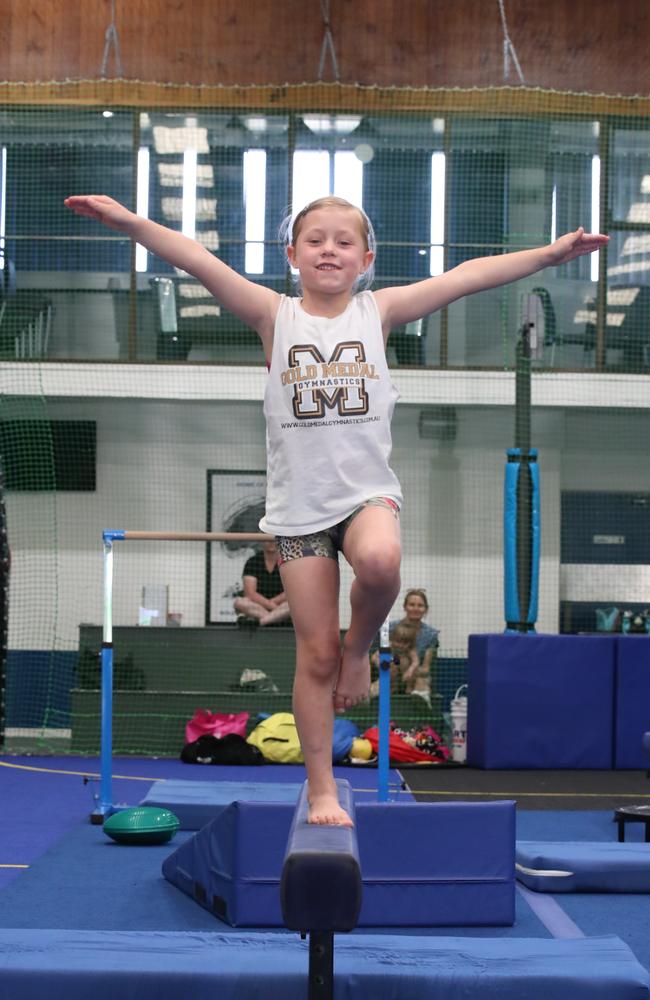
top-left (1, 755), bottom-right (650, 998)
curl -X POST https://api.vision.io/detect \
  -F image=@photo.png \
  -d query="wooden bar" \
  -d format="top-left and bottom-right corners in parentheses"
top-left (122, 531), bottom-right (273, 542)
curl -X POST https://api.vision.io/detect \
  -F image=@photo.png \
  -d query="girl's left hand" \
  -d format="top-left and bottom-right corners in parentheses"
top-left (548, 227), bottom-right (609, 266)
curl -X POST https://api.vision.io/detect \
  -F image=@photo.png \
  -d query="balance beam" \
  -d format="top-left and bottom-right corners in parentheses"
top-left (280, 779), bottom-right (362, 999)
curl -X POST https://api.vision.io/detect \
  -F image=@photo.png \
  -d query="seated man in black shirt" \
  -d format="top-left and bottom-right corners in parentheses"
top-left (233, 539), bottom-right (291, 626)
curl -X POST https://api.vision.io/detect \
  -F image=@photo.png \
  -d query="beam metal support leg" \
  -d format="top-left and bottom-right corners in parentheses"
top-left (308, 930), bottom-right (334, 1000)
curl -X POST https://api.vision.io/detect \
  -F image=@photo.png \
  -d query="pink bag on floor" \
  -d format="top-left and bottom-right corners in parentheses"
top-left (185, 708), bottom-right (249, 744)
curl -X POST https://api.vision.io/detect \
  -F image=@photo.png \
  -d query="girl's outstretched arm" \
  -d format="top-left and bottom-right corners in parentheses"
top-left (375, 227), bottom-right (609, 333)
top-left (64, 195), bottom-right (279, 346)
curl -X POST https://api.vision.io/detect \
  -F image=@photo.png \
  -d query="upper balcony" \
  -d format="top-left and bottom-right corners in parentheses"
top-left (0, 104), bottom-right (649, 410)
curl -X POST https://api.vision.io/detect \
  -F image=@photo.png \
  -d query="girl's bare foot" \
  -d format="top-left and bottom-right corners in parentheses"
top-left (333, 642), bottom-right (371, 714)
top-left (308, 790), bottom-right (354, 826)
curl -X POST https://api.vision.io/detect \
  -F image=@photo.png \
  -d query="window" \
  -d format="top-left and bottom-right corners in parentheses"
top-left (243, 149), bottom-right (267, 274)
top-left (292, 149), bottom-right (363, 215)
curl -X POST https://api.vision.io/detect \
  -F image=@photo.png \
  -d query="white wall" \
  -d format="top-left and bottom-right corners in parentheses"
top-left (6, 394), bottom-right (649, 658)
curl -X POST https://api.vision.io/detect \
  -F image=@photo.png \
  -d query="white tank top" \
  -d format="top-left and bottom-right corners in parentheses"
top-left (259, 291), bottom-right (403, 535)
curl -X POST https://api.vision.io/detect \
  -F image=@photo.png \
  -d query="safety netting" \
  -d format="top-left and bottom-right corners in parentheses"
top-left (1, 80), bottom-right (649, 757)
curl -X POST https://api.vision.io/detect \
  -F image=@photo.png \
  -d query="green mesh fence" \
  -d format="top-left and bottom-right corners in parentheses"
top-left (1, 92), bottom-right (649, 757)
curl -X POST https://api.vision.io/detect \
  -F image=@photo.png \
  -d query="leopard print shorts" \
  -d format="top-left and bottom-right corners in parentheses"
top-left (276, 496), bottom-right (399, 565)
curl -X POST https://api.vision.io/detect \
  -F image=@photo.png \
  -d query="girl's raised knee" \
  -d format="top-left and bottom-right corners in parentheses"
top-left (354, 547), bottom-right (401, 591)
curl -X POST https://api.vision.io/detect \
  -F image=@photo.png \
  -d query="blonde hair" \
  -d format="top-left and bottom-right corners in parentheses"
top-left (280, 196), bottom-right (376, 292)
top-left (390, 622), bottom-right (417, 648)
top-left (403, 588), bottom-right (429, 612)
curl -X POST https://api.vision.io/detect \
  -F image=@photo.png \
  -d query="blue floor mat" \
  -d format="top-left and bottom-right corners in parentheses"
top-left (0, 819), bottom-right (540, 936)
top-left (0, 930), bottom-right (647, 1000)
top-left (0, 755), bottom-right (405, 887)
top-left (2, 759), bottom-right (650, 981)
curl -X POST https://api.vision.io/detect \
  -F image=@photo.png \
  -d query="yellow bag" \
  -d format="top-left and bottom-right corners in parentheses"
top-left (246, 712), bottom-right (304, 764)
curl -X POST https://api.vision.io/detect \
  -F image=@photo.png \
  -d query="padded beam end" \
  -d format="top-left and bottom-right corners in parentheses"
top-left (280, 779), bottom-right (362, 932)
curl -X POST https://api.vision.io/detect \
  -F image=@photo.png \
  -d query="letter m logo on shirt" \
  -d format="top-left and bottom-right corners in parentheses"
top-left (289, 342), bottom-right (370, 419)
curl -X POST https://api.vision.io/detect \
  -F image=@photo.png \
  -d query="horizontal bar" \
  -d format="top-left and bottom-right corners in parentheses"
top-left (122, 531), bottom-right (273, 542)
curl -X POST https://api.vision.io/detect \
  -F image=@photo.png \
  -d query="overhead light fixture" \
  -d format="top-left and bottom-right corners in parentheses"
top-left (196, 230), bottom-right (220, 251)
top-left (153, 126), bottom-right (209, 155)
top-left (573, 309), bottom-right (626, 327)
top-left (627, 203), bottom-right (650, 223)
top-left (244, 117), bottom-right (267, 133)
top-left (354, 143), bottom-right (374, 164)
top-left (607, 288), bottom-right (640, 306)
top-left (302, 115), bottom-right (362, 135)
top-left (608, 260), bottom-right (650, 277)
top-left (179, 304), bottom-right (221, 318)
top-left (621, 234), bottom-right (650, 255)
top-left (242, 116), bottom-right (289, 134)
top-left (158, 162), bottom-right (214, 188)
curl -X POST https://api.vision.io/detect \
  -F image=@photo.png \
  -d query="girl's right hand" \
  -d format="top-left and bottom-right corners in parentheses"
top-left (64, 195), bottom-right (133, 232)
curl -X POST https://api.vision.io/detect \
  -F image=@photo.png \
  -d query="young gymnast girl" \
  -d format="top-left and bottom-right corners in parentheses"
top-left (65, 191), bottom-right (606, 826)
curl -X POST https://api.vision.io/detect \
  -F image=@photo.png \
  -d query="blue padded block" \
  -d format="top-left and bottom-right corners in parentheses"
top-left (468, 634), bottom-right (616, 769)
top-left (516, 840), bottom-right (650, 893)
top-left (162, 798), bottom-right (515, 927)
top-left (0, 930), bottom-right (647, 999)
top-left (142, 779), bottom-right (301, 829)
top-left (614, 637), bottom-right (650, 769)
top-left (281, 780), bottom-right (361, 932)
top-left (355, 800), bottom-right (515, 926)
top-left (162, 800), bottom-right (294, 926)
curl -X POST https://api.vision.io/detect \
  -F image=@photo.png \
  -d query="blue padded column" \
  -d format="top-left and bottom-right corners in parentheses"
top-left (504, 448), bottom-right (539, 634)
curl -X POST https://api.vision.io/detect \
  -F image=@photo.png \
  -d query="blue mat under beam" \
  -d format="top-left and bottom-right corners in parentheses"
top-left (0, 930), bottom-right (646, 999)
top-left (141, 779), bottom-right (301, 828)
top-left (140, 776), bottom-right (409, 829)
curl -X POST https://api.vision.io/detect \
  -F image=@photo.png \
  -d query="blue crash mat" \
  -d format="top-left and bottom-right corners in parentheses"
top-left (0, 930), bottom-right (647, 999)
top-left (163, 799), bottom-right (516, 927)
top-left (516, 841), bottom-right (650, 892)
top-left (467, 634), bottom-right (616, 768)
top-left (141, 779), bottom-right (302, 828)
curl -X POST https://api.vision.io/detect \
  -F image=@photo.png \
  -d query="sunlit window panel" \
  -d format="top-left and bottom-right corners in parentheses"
top-left (591, 154), bottom-right (600, 282)
top-left (182, 148), bottom-right (197, 240)
top-left (243, 149), bottom-right (267, 275)
top-left (0, 147), bottom-right (6, 270)
top-left (135, 146), bottom-right (150, 272)
top-left (292, 150), bottom-right (330, 216)
top-left (430, 151), bottom-right (446, 276)
top-left (333, 151), bottom-right (363, 207)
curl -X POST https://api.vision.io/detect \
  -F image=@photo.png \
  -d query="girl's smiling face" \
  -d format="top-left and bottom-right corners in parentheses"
top-left (287, 206), bottom-right (374, 296)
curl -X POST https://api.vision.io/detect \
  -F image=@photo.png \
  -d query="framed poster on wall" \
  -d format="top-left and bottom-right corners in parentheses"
top-left (205, 468), bottom-right (267, 625)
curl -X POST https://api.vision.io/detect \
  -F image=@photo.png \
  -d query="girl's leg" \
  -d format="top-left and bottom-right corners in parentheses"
top-left (335, 505), bottom-right (401, 713)
top-left (279, 555), bottom-right (352, 826)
